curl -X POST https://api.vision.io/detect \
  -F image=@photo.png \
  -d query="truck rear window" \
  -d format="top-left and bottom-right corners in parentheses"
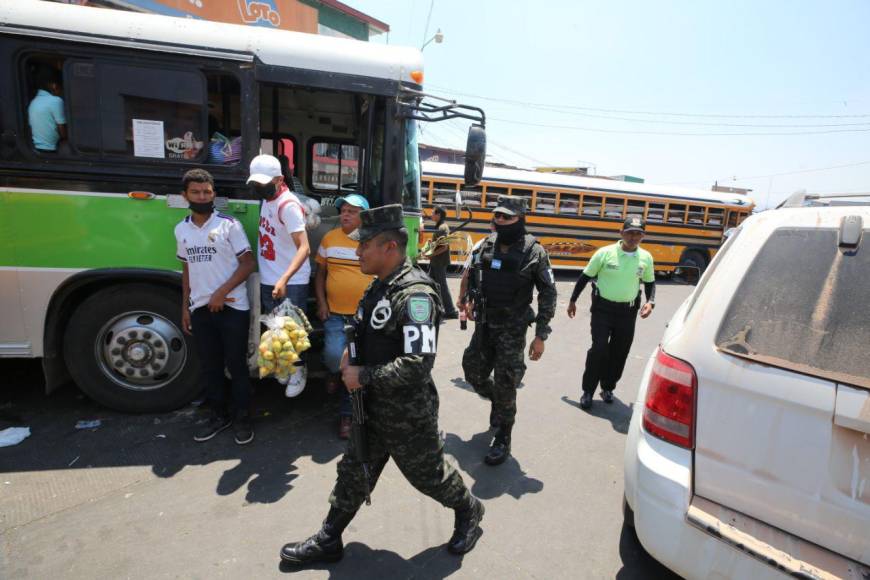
top-left (715, 227), bottom-right (870, 389)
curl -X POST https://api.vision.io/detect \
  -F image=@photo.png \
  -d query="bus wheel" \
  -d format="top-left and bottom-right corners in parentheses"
top-left (63, 284), bottom-right (200, 413)
top-left (679, 250), bottom-right (707, 274)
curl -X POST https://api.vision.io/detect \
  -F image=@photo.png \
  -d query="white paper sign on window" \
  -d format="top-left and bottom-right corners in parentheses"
top-left (133, 119), bottom-right (165, 158)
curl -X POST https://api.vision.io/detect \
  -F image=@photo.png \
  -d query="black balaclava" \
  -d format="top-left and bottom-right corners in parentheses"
top-left (494, 215), bottom-right (526, 245)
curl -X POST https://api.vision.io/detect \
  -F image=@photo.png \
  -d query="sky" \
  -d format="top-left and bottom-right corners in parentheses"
top-left (352, 0), bottom-right (870, 208)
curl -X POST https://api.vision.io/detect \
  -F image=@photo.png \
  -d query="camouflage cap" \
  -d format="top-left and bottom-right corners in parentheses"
top-left (492, 195), bottom-right (527, 216)
top-left (349, 203), bottom-right (407, 242)
top-left (623, 214), bottom-right (645, 232)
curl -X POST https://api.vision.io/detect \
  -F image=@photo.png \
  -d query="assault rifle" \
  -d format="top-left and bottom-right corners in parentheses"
top-left (344, 325), bottom-right (372, 505)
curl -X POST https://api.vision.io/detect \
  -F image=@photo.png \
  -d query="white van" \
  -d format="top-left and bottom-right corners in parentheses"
top-left (623, 195), bottom-right (870, 579)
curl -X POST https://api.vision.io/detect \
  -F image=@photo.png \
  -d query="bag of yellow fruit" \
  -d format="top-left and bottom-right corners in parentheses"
top-left (258, 298), bottom-right (309, 397)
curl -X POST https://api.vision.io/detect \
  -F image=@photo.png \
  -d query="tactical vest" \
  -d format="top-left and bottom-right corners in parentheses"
top-left (356, 265), bottom-right (442, 366)
top-left (477, 233), bottom-right (537, 310)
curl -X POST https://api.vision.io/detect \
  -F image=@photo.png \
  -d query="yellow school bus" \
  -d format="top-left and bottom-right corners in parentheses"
top-left (420, 161), bottom-right (754, 272)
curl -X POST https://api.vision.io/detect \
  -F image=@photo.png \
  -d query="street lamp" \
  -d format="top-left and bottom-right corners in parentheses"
top-left (422, 28), bottom-right (444, 50)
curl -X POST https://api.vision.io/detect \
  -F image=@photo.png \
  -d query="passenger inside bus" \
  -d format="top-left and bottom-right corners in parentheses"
top-left (28, 65), bottom-right (67, 152)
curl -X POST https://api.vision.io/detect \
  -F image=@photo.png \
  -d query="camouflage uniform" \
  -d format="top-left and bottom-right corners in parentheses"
top-left (330, 208), bottom-right (472, 514)
top-left (462, 196), bottom-right (557, 458)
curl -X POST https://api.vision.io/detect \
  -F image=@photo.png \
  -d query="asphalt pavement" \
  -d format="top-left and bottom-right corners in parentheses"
top-left (0, 275), bottom-right (690, 579)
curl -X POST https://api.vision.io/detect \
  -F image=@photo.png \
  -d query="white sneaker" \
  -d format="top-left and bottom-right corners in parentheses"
top-left (284, 364), bottom-right (307, 398)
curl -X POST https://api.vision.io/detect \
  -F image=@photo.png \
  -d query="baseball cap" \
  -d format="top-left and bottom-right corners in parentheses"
top-left (335, 194), bottom-right (370, 211)
top-left (247, 154), bottom-right (282, 185)
top-left (623, 215), bottom-right (645, 233)
top-left (348, 204), bottom-right (406, 242)
top-left (492, 195), bottom-right (527, 216)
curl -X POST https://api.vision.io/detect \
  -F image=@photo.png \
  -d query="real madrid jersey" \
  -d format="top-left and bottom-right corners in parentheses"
top-left (175, 212), bottom-right (252, 311)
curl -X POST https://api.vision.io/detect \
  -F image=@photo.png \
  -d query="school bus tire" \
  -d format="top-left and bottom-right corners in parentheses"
top-left (63, 284), bottom-right (201, 413)
top-left (679, 249), bottom-right (708, 274)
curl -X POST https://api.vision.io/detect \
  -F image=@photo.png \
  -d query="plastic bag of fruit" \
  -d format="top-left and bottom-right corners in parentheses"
top-left (257, 300), bottom-right (313, 396)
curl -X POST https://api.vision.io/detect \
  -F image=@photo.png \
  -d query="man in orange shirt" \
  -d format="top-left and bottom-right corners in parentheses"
top-left (314, 194), bottom-right (373, 438)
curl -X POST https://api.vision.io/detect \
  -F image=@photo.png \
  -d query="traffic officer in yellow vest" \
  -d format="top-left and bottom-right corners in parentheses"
top-left (567, 215), bottom-right (655, 409)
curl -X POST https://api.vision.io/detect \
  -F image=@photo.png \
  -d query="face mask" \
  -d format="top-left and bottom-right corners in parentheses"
top-left (188, 200), bottom-right (214, 215)
top-left (494, 219), bottom-right (526, 245)
top-left (251, 182), bottom-right (277, 201)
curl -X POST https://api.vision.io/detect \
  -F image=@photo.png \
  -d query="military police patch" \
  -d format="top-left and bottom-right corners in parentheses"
top-left (407, 294), bottom-right (433, 323)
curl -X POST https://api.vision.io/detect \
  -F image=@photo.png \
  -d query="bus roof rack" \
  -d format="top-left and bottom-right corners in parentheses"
top-left (779, 191), bottom-right (870, 208)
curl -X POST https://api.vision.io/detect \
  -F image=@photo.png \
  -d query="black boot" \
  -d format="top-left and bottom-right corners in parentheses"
top-left (447, 496), bottom-right (485, 554)
top-left (280, 507), bottom-right (355, 565)
top-left (489, 403), bottom-right (500, 430)
top-left (484, 425), bottom-right (512, 466)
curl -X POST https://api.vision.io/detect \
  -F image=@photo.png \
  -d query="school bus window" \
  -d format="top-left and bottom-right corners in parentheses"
top-left (24, 54), bottom-right (68, 154)
top-left (647, 202), bottom-right (665, 222)
top-left (420, 179), bottom-right (432, 204)
top-left (460, 184), bottom-right (482, 207)
top-left (559, 192), bottom-right (580, 215)
top-left (582, 194), bottom-right (603, 216)
top-left (311, 142), bottom-right (360, 190)
top-left (432, 181), bottom-right (458, 205)
top-left (667, 203), bottom-right (687, 223)
top-left (726, 211), bottom-right (740, 228)
top-left (627, 198), bottom-right (645, 218)
top-left (707, 207), bottom-right (724, 227)
top-left (687, 205), bottom-right (705, 224)
top-left (484, 185), bottom-right (507, 208)
top-left (604, 197), bottom-right (625, 219)
top-left (533, 190), bottom-right (556, 214)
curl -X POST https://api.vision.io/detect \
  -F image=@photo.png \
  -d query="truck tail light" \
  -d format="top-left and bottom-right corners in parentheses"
top-left (642, 348), bottom-right (697, 449)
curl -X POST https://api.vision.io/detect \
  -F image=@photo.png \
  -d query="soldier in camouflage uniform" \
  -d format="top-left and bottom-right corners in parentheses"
top-left (280, 204), bottom-right (484, 566)
top-left (461, 195), bottom-right (557, 465)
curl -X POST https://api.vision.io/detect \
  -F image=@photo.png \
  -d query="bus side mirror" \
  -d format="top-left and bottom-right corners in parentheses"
top-left (464, 124), bottom-right (486, 186)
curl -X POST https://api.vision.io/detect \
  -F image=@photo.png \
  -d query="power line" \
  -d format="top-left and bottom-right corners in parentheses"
top-left (662, 159), bottom-right (870, 186)
top-left (487, 115), bottom-right (870, 137)
top-left (429, 84), bottom-right (870, 120)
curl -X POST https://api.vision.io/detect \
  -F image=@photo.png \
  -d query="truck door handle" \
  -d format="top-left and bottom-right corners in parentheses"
top-left (834, 384), bottom-right (870, 435)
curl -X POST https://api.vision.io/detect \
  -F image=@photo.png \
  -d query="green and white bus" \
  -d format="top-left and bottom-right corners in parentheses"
top-left (0, 2), bottom-right (485, 412)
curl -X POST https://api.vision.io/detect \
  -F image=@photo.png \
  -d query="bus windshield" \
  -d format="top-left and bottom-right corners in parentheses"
top-left (402, 119), bottom-right (421, 211)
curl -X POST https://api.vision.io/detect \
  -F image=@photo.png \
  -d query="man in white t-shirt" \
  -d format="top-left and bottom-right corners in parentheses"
top-left (175, 169), bottom-right (255, 445)
top-left (247, 154), bottom-right (311, 313)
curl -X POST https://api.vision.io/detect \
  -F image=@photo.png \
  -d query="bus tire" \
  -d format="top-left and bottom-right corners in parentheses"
top-left (63, 284), bottom-right (200, 413)
top-left (679, 249), bottom-right (707, 274)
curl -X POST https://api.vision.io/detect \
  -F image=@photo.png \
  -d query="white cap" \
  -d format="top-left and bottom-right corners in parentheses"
top-left (247, 154), bottom-right (282, 185)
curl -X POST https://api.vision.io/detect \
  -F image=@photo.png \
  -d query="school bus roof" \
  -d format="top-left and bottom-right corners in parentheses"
top-left (422, 161), bottom-right (755, 208)
top-left (0, 2), bottom-right (422, 86)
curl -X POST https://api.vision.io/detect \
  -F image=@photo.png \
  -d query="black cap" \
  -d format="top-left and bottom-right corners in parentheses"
top-left (349, 204), bottom-right (406, 242)
top-left (623, 215), bottom-right (645, 232)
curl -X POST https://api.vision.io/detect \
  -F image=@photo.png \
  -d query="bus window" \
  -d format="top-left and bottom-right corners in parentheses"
top-left (534, 190), bottom-right (556, 214)
top-left (647, 202), bottom-right (665, 222)
top-left (627, 199), bottom-right (645, 218)
top-left (559, 192), bottom-right (580, 215)
top-left (667, 203), bottom-right (687, 223)
top-left (204, 72), bottom-right (242, 165)
top-left (432, 181), bottom-right (458, 205)
top-left (484, 185), bottom-right (507, 208)
top-left (604, 197), bottom-right (625, 219)
top-left (582, 194), bottom-right (603, 216)
top-left (460, 184), bottom-right (482, 207)
top-left (23, 54), bottom-right (68, 154)
top-left (511, 188), bottom-right (533, 212)
top-left (421, 178), bottom-right (433, 204)
top-left (687, 205), bottom-right (705, 224)
top-left (707, 207), bottom-right (724, 227)
top-left (311, 142), bottom-right (360, 191)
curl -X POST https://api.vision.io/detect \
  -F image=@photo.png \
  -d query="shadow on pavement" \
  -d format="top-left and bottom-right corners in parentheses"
top-left (0, 360), bottom-right (344, 505)
top-left (443, 431), bottom-right (543, 500)
top-left (616, 522), bottom-right (683, 579)
top-left (279, 541), bottom-right (465, 578)
top-left (561, 395), bottom-right (633, 434)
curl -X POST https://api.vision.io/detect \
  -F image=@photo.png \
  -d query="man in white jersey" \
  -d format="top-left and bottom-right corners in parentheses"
top-left (175, 169), bottom-right (256, 444)
top-left (247, 154), bottom-right (311, 313)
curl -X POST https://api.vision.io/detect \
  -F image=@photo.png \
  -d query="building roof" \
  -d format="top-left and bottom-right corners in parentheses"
top-left (316, 0), bottom-right (390, 34)
top-left (422, 161), bottom-right (755, 208)
top-left (1, 2), bottom-right (418, 82)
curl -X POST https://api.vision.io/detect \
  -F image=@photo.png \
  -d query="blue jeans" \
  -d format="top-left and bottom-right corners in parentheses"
top-left (260, 283), bottom-right (309, 315)
top-left (324, 313), bottom-right (353, 417)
